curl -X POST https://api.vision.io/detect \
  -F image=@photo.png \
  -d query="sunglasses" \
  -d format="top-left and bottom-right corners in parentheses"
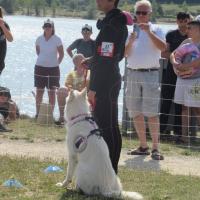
top-left (82, 29), bottom-right (91, 32)
top-left (135, 11), bottom-right (148, 16)
top-left (43, 24), bottom-right (52, 28)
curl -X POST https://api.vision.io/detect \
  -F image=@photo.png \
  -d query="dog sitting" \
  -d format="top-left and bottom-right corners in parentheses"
top-left (56, 89), bottom-right (143, 200)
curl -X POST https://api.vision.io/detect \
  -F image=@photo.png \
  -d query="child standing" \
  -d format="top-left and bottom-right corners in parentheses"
top-left (171, 20), bottom-right (200, 143)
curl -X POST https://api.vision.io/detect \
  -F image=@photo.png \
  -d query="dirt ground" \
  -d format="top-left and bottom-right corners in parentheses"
top-left (1, 138), bottom-right (200, 177)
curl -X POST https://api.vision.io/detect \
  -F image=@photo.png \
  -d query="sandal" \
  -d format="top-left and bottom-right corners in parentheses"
top-left (151, 149), bottom-right (164, 160)
top-left (55, 120), bottom-right (64, 126)
top-left (127, 146), bottom-right (150, 155)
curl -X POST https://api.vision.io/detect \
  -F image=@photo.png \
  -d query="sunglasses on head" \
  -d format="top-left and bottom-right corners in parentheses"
top-left (135, 11), bottom-right (148, 16)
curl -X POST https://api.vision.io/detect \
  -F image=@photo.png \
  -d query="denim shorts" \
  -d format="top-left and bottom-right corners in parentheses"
top-left (125, 69), bottom-right (160, 118)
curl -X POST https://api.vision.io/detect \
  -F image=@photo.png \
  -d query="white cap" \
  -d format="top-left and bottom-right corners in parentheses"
top-left (195, 15), bottom-right (200, 22)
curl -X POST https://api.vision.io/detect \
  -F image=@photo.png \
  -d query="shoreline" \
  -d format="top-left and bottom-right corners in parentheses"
top-left (6, 13), bottom-right (177, 25)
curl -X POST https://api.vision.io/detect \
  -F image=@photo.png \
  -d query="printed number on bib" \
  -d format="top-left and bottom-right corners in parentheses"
top-left (99, 42), bottom-right (114, 57)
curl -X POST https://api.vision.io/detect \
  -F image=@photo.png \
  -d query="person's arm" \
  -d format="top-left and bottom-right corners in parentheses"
top-left (0, 19), bottom-right (13, 42)
top-left (57, 45), bottom-right (64, 64)
top-left (161, 43), bottom-right (170, 59)
top-left (66, 47), bottom-right (73, 58)
top-left (139, 23), bottom-right (166, 51)
top-left (124, 32), bottom-right (136, 57)
top-left (170, 51), bottom-right (193, 77)
top-left (66, 40), bottom-right (79, 58)
top-left (36, 45), bottom-right (40, 56)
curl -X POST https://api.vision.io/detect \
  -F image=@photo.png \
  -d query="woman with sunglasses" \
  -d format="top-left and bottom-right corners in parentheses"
top-left (125, 0), bottom-right (166, 160)
top-left (0, 7), bottom-right (13, 75)
top-left (34, 19), bottom-right (64, 119)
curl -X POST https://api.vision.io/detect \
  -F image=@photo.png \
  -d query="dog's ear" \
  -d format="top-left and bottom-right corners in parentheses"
top-left (80, 87), bottom-right (87, 98)
top-left (68, 90), bottom-right (75, 102)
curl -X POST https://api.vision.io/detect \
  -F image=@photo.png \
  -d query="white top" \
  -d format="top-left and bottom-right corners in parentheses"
top-left (36, 35), bottom-right (62, 68)
top-left (126, 23), bottom-right (165, 69)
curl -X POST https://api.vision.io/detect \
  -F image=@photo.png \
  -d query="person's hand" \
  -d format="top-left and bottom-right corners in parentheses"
top-left (172, 61), bottom-right (181, 76)
top-left (179, 69), bottom-right (193, 78)
top-left (81, 57), bottom-right (91, 69)
top-left (139, 23), bottom-right (150, 33)
top-left (176, 63), bottom-right (191, 72)
top-left (87, 90), bottom-right (96, 110)
top-left (173, 62), bottom-right (192, 77)
top-left (129, 32), bottom-right (137, 43)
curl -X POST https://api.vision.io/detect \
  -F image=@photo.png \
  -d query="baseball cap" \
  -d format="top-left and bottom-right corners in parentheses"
top-left (195, 15), bottom-right (200, 22)
top-left (0, 86), bottom-right (11, 99)
top-left (187, 15), bottom-right (200, 26)
top-left (82, 24), bottom-right (92, 32)
top-left (43, 19), bottom-right (54, 27)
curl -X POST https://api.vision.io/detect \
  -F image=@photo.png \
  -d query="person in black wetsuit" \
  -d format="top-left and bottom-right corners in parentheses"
top-left (83, 0), bottom-right (128, 174)
top-left (0, 7), bottom-right (13, 75)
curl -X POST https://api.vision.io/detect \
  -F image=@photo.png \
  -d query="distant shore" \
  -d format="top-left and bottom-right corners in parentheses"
top-left (7, 13), bottom-right (177, 25)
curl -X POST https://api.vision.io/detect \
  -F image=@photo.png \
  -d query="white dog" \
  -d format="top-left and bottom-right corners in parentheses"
top-left (56, 89), bottom-right (143, 200)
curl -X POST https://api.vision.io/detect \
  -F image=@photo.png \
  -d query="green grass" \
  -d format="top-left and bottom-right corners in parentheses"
top-left (6, 119), bottom-right (66, 142)
top-left (1, 155), bottom-right (200, 200)
top-left (3, 119), bottom-right (200, 158)
top-left (1, 119), bottom-right (200, 199)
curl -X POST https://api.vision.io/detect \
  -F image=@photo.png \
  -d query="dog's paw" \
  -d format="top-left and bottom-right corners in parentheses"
top-left (56, 180), bottom-right (71, 188)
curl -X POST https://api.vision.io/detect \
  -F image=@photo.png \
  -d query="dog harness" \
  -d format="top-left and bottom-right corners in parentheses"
top-left (69, 114), bottom-right (102, 153)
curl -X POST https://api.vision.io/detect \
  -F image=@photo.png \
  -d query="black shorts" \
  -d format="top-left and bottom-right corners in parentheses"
top-left (34, 65), bottom-right (60, 89)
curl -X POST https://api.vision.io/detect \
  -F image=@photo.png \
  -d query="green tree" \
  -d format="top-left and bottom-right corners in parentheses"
top-left (181, 0), bottom-right (188, 12)
top-left (85, 0), bottom-right (96, 19)
top-left (32, 0), bottom-right (46, 16)
top-left (0, 0), bottom-right (16, 14)
top-left (51, 0), bottom-right (59, 17)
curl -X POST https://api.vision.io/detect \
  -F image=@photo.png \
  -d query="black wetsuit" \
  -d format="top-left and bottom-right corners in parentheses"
top-left (90, 8), bottom-right (128, 173)
top-left (0, 22), bottom-right (10, 74)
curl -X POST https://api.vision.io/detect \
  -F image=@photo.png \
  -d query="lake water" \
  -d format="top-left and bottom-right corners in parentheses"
top-left (0, 16), bottom-right (176, 119)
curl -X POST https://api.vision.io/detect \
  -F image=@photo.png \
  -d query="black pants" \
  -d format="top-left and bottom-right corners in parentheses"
top-left (94, 81), bottom-right (121, 174)
top-left (160, 68), bottom-right (182, 136)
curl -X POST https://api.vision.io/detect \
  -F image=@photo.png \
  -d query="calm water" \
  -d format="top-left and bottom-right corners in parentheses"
top-left (0, 16), bottom-right (176, 118)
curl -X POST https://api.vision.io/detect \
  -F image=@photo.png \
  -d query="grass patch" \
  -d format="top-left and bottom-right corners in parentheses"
top-left (2, 119), bottom-right (200, 157)
top-left (0, 155), bottom-right (200, 200)
top-left (6, 119), bottom-right (66, 142)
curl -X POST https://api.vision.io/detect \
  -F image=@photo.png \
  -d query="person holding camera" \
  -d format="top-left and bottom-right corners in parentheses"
top-left (125, 0), bottom-right (166, 160)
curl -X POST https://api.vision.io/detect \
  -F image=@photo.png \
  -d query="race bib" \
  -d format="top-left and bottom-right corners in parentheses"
top-left (99, 42), bottom-right (114, 57)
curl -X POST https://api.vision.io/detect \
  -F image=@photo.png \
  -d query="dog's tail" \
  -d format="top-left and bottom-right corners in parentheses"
top-left (121, 191), bottom-right (143, 200)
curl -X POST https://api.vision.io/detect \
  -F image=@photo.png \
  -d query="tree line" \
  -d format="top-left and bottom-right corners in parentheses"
top-left (0, 0), bottom-right (199, 19)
